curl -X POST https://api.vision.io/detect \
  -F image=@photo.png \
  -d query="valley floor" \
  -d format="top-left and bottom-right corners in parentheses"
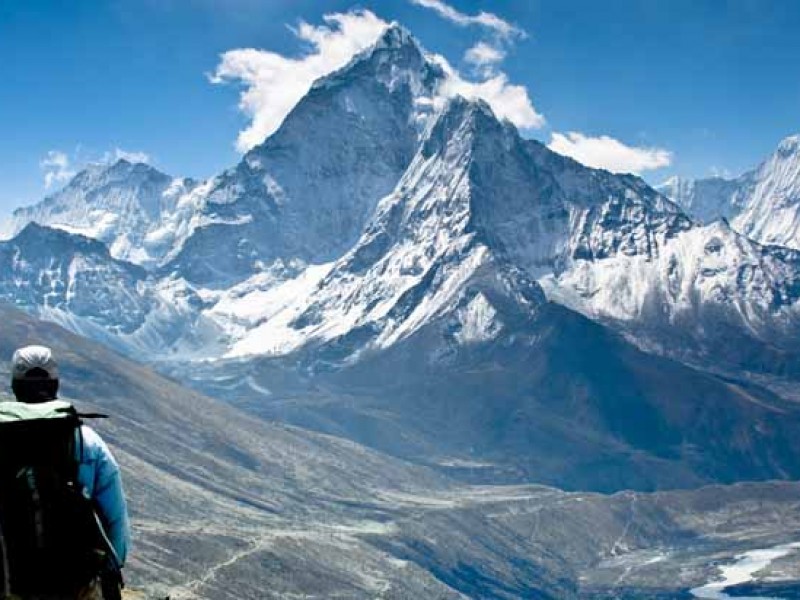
top-left (122, 480), bottom-right (800, 600)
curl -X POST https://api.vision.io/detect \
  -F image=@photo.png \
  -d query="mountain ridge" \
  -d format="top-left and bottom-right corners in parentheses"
top-left (3, 24), bottom-right (800, 495)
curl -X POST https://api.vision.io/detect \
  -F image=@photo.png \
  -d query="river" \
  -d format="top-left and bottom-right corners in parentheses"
top-left (690, 542), bottom-right (800, 599)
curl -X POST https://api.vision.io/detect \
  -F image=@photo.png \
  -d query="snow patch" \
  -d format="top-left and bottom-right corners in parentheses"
top-left (454, 292), bottom-right (502, 344)
top-left (222, 263), bottom-right (335, 358)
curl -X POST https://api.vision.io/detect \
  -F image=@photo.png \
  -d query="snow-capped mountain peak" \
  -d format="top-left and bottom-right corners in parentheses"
top-left (6, 159), bottom-right (202, 267)
top-left (164, 27), bottom-right (446, 288)
top-left (374, 22), bottom-right (416, 49)
top-left (659, 134), bottom-right (800, 249)
top-left (731, 133), bottom-right (800, 249)
top-left (42, 158), bottom-right (173, 217)
top-left (216, 94), bottom-right (685, 362)
top-left (759, 133), bottom-right (800, 189)
top-left (211, 97), bottom-right (535, 359)
top-left (776, 133), bottom-right (800, 156)
top-left (312, 22), bottom-right (440, 98)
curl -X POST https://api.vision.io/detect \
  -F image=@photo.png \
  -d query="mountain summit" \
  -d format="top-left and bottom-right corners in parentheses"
top-left (6, 159), bottom-right (200, 267)
top-left (735, 133), bottom-right (800, 247)
top-left (165, 24), bottom-right (445, 287)
top-left (660, 133), bottom-right (800, 249)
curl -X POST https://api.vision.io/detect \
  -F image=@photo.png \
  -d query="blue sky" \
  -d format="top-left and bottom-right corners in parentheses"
top-left (1, 0), bottom-right (799, 214)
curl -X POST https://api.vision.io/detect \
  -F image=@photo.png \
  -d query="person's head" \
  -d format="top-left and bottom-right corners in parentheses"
top-left (11, 345), bottom-right (59, 403)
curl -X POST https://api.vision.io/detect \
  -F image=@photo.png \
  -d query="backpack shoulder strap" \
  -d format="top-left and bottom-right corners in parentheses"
top-left (0, 401), bottom-right (110, 427)
top-left (0, 400), bottom-right (78, 423)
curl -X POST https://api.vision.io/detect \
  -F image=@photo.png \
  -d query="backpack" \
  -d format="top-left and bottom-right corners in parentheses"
top-left (0, 400), bottom-right (110, 597)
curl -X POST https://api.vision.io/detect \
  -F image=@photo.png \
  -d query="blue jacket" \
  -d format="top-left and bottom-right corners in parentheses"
top-left (77, 426), bottom-right (131, 567)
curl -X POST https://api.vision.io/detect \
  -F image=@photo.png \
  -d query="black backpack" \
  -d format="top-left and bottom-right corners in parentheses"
top-left (0, 400), bottom-right (110, 596)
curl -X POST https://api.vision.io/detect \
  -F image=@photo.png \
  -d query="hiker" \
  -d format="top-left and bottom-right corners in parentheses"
top-left (0, 345), bottom-right (131, 599)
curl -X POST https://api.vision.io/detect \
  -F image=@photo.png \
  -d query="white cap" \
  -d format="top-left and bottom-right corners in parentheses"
top-left (11, 345), bottom-right (59, 381)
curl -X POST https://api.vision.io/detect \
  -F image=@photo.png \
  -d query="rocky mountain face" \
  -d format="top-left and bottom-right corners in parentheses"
top-left (543, 219), bottom-right (800, 378)
top-left (164, 25), bottom-right (444, 288)
top-left (658, 134), bottom-right (800, 250)
top-left (656, 175), bottom-right (744, 224)
top-left (205, 96), bottom-right (695, 363)
top-left (0, 223), bottom-right (149, 332)
top-left (4, 159), bottom-right (201, 268)
top-left (0, 223), bottom-right (220, 358)
top-left (185, 95), bottom-right (800, 391)
top-left (4, 25), bottom-right (800, 496)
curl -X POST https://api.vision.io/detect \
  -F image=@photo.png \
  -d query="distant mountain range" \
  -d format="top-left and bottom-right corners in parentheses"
top-left (658, 134), bottom-right (800, 249)
top-left (2, 24), bottom-right (800, 496)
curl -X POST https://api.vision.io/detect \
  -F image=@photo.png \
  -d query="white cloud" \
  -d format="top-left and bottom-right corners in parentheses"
top-left (404, 3), bottom-right (534, 127)
top-left (431, 54), bottom-right (545, 129)
top-left (212, 9), bottom-right (544, 150)
top-left (464, 42), bottom-right (505, 68)
top-left (211, 10), bottom-right (389, 152)
top-left (409, 0), bottom-right (525, 39)
top-left (40, 151), bottom-right (76, 190)
top-left (110, 148), bottom-right (151, 164)
top-left (548, 132), bottom-right (673, 174)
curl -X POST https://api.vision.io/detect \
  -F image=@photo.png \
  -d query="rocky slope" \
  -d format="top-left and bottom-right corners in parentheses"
top-left (1, 303), bottom-right (799, 599)
top-left (0, 223), bottom-right (220, 358)
top-left (542, 219), bottom-right (800, 378)
top-left (0, 302), bottom-right (462, 598)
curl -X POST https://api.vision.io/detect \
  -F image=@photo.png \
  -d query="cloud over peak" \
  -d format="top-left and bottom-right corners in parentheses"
top-left (40, 151), bottom-right (76, 190)
top-left (432, 54), bottom-right (544, 129)
top-left (212, 10), bottom-right (544, 152)
top-left (210, 9), bottom-right (669, 172)
top-left (211, 10), bottom-right (389, 153)
top-left (548, 132), bottom-right (672, 174)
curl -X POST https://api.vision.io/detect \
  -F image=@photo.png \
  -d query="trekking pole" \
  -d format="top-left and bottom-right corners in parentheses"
top-left (100, 569), bottom-right (123, 600)
top-left (91, 505), bottom-right (125, 600)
